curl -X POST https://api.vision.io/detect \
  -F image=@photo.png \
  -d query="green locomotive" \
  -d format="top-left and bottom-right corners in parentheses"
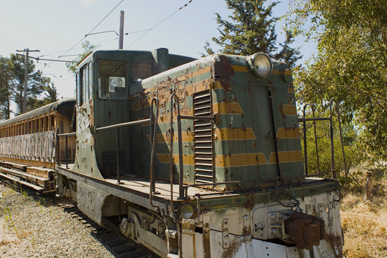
top-left (1, 48), bottom-right (344, 257)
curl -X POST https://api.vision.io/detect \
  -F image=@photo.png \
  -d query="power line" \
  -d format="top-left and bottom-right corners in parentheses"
top-left (17, 54), bottom-right (74, 63)
top-left (127, 0), bottom-right (193, 48)
top-left (58, 0), bottom-right (124, 58)
top-left (32, 56), bottom-right (75, 63)
top-left (88, 0), bottom-right (124, 35)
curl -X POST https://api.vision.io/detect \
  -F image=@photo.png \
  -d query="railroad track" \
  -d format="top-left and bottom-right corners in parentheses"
top-left (0, 178), bottom-right (158, 258)
top-left (55, 201), bottom-right (157, 258)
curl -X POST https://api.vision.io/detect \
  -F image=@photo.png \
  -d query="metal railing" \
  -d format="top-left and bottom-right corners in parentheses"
top-left (298, 99), bottom-right (347, 180)
top-left (95, 118), bottom-right (151, 184)
top-left (56, 131), bottom-right (76, 169)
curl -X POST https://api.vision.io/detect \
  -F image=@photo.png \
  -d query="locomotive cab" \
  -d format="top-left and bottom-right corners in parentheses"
top-left (74, 49), bottom-right (195, 179)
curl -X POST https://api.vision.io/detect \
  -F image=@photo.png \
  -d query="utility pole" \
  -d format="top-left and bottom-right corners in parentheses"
top-left (16, 48), bottom-right (40, 113)
top-left (119, 10), bottom-right (124, 49)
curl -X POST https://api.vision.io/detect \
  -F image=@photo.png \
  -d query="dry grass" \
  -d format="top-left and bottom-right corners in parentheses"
top-left (0, 240), bottom-right (17, 246)
top-left (341, 168), bottom-right (387, 257)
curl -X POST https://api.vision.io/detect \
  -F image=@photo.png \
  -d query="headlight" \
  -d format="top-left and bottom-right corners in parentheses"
top-left (180, 203), bottom-right (195, 218)
top-left (247, 53), bottom-right (273, 78)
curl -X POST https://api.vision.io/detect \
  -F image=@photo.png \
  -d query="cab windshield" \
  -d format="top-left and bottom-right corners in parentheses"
top-left (98, 60), bottom-right (127, 99)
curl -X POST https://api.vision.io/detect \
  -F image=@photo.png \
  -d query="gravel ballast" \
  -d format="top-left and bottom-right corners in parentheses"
top-left (0, 182), bottom-right (115, 258)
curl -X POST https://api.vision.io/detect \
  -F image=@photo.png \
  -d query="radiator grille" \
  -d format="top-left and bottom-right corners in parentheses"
top-left (193, 91), bottom-right (214, 184)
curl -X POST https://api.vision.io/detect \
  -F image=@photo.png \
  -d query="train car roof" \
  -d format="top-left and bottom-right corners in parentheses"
top-left (76, 48), bottom-right (197, 71)
top-left (0, 98), bottom-right (76, 127)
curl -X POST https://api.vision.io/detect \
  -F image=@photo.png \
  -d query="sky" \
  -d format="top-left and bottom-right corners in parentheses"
top-left (0, 0), bottom-right (315, 102)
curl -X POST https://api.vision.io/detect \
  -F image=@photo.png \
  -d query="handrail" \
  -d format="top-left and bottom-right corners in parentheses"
top-left (170, 93), bottom-right (179, 210)
top-left (298, 100), bottom-right (347, 181)
top-left (95, 118), bottom-right (151, 185)
top-left (56, 130), bottom-right (76, 169)
top-left (149, 97), bottom-right (159, 209)
top-left (95, 118), bottom-right (150, 131)
top-left (299, 104), bottom-right (321, 175)
top-left (331, 99), bottom-right (347, 181)
top-left (57, 132), bottom-right (76, 137)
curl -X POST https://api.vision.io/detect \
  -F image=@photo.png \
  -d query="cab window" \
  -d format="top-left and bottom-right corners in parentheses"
top-left (98, 60), bottom-right (127, 99)
top-left (77, 62), bottom-right (92, 105)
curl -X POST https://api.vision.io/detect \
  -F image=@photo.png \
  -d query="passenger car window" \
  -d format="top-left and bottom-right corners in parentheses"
top-left (98, 60), bottom-right (127, 99)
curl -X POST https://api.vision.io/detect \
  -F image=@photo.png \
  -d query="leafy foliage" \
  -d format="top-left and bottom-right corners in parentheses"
top-left (287, 0), bottom-right (387, 160)
top-left (66, 41), bottom-right (97, 74)
top-left (205, 0), bottom-right (302, 67)
top-left (0, 55), bottom-right (55, 118)
top-left (0, 57), bottom-right (12, 119)
top-left (28, 83), bottom-right (59, 110)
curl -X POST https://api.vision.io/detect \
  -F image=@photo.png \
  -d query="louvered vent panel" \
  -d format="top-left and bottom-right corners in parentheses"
top-left (193, 91), bottom-right (214, 184)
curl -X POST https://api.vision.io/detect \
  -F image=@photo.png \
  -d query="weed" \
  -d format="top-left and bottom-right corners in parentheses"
top-left (342, 190), bottom-right (387, 257)
top-left (30, 236), bottom-right (36, 248)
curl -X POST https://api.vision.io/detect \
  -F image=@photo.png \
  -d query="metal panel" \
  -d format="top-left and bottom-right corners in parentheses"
top-left (0, 131), bottom-right (55, 162)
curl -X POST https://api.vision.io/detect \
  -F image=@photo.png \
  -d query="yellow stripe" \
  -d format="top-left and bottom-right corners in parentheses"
top-left (278, 150), bottom-right (303, 163)
top-left (213, 102), bottom-right (243, 114)
top-left (147, 132), bottom-right (194, 143)
top-left (232, 65), bottom-right (249, 73)
top-left (212, 80), bottom-right (223, 89)
top-left (156, 151), bottom-right (302, 166)
top-left (276, 127), bottom-right (300, 139)
top-left (282, 105), bottom-right (297, 116)
top-left (214, 128), bottom-right (256, 141)
top-left (214, 150), bottom-right (303, 167)
top-left (157, 153), bottom-right (195, 165)
top-left (214, 153), bottom-right (262, 167)
top-left (272, 69), bottom-right (292, 76)
top-left (148, 127), bottom-right (257, 142)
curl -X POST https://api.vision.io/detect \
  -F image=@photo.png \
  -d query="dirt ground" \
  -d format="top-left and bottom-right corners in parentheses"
top-left (0, 183), bottom-right (114, 258)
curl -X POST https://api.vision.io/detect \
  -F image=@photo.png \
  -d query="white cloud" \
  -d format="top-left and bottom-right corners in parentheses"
top-left (79, 0), bottom-right (96, 8)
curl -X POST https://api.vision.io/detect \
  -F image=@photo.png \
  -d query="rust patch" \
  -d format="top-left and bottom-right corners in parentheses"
top-left (212, 55), bottom-right (234, 90)
top-left (285, 213), bottom-right (325, 250)
top-left (278, 102), bottom-right (286, 121)
top-left (88, 100), bottom-right (94, 131)
top-left (243, 193), bottom-right (255, 210)
top-left (222, 236), bottom-right (244, 258)
top-left (324, 233), bottom-right (343, 258)
top-left (203, 224), bottom-right (211, 258)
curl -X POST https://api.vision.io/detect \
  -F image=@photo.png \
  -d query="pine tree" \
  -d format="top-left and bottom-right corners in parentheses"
top-left (0, 55), bottom-right (55, 118)
top-left (206, 0), bottom-right (301, 67)
top-left (0, 57), bottom-right (12, 119)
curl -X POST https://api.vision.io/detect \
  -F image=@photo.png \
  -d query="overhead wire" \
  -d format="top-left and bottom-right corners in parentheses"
top-left (58, 0), bottom-right (124, 58)
top-left (57, 0), bottom-right (193, 59)
top-left (127, 0), bottom-right (193, 48)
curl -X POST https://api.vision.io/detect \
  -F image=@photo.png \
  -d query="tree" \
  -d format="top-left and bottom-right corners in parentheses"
top-left (205, 0), bottom-right (302, 67)
top-left (28, 83), bottom-right (59, 110)
top-left (66, 41), bottom-right (97, 74)
top-left (0, 57), bottom-right (12, 120)
top-left (8, 54), bottom-right (52, 114)
top-left (286, 0), bottom-right (387, 160)
top-left (0, 54), bottom-right (54, 118)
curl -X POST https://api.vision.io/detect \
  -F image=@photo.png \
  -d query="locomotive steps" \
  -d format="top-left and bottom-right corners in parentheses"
top-left (0, 160), bottom-right (54, 192)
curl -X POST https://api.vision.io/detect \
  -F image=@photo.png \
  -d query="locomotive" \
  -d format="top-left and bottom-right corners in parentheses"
top-left (0, 48), bottom-right (343, 257)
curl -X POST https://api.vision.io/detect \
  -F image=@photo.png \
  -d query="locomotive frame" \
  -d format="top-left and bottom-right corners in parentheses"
top-left (0, 48), bottom-right (344, 257)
